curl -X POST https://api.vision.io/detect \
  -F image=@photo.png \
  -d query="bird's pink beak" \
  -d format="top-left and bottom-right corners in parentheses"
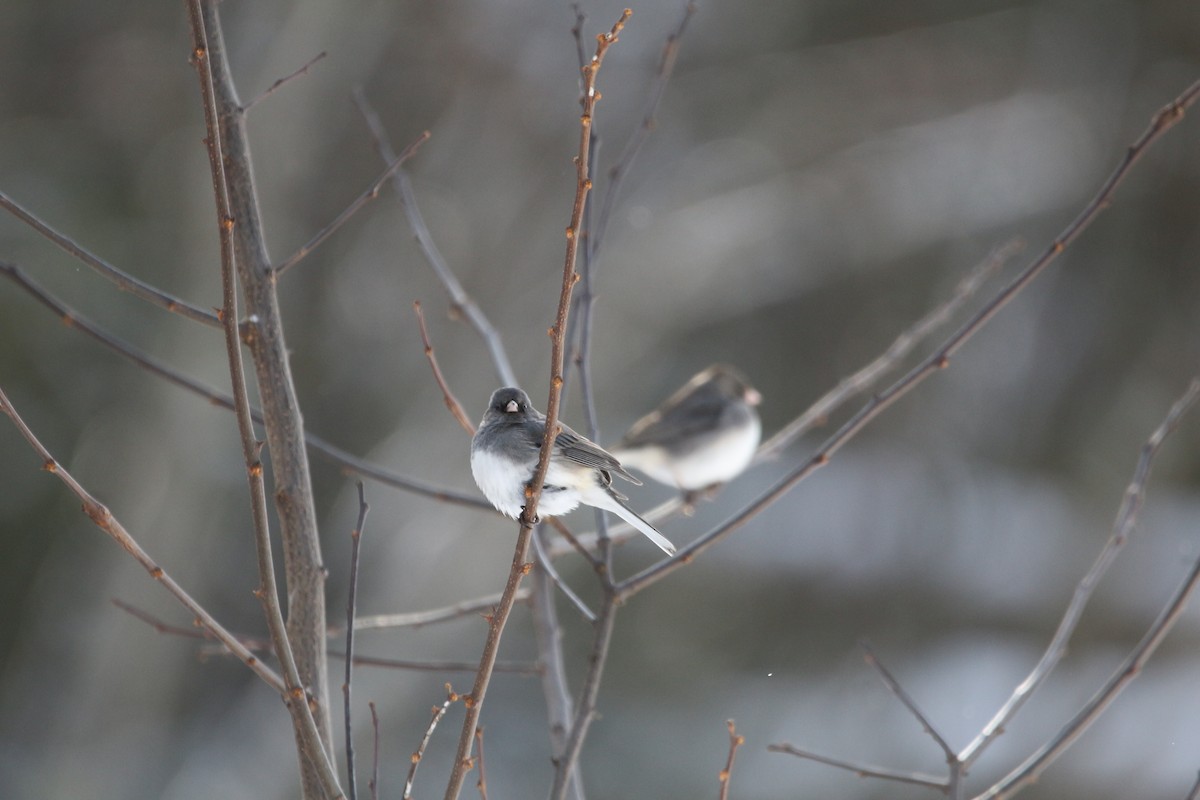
top-left (745, 388), bottom-right (762, 406)
top-left (505, 400), bottom-right (519, 413)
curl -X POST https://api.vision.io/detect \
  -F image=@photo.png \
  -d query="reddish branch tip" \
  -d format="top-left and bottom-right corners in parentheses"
top-left (410, 752), bottom-right (421, 764)
top-left (193, 47), bottom-right (206, 60)
top-left (464, 694), bottom-right (476, 708)
top-left (42, 459), bottom-right (57, 473)
top-left (521, 562), bottom-right (533, 576)
top-left (248, 462), bottom-right (264, 478)
top-left (149, 566), bottom-right (164, 579)
top-left (935, 356), bottom-right (951, 369)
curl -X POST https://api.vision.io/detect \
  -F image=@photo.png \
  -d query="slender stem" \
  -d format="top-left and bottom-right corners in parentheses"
top-left (0, 189), bottom-right (221, 327)
top-left (0, 386), bottom-right (285, 692)
top-left (959, 378), bottom-right (1200, 769)
top-left (243, 50), bottom-right (328, 114)
top-left (352, 90), bottom-right (518, 388)
top-left (414, 301), bottom-right (476, 434)
top-left (190, 2), bottom-right (336, 795)
top-left (349, 589), bottom-right (529, 631)
top-left (717, 720), bottom-right (745, 800)
top-left (442, 14), bottom-right (630, 800)
top-left (368, 702), bottom-right (381, 800)
top-left (344, 483), bottom-right (370, 800)
top-left (617, 77), bottom-right (1200, 601)
top-left (860, 642), bottom-right (955, 762)
top-left (407, 686), bottom-right (461, 800)
top-left (0, 260), bottom-right (491, 511)
top-left (275, 131), bottom-right (431, 276)
top-left (767, 743), bottom-right (949, 792)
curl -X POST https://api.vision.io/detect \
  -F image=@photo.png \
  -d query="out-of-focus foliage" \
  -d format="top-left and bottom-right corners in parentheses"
top-left (1, 2), bottom-right (1199, 798)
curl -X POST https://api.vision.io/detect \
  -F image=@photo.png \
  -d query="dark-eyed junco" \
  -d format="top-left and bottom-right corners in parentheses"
top-left (610, 365), bottom-right (761, 492)
top-left (470, 387), bottom-right (676, 555)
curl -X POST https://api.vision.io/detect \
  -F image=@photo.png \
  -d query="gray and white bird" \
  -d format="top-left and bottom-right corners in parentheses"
top-left (610, 365), bottom-right (761, 493)
top-left (470, 387), bottom-right (676, 555)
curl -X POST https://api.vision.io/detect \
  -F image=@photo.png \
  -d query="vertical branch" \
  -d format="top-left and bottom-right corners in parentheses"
top-left (344, 483), bottom-right (371, 800)
top-left (187, 1), bottom-right (335, 795)
top-left (441, 12), bottom-right (631, 800)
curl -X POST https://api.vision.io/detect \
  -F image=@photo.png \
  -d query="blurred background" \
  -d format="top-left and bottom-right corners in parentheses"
top-left (2, 1), bottom-right (1200, 798)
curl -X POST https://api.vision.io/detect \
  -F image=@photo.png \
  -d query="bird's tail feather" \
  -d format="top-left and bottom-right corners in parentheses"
top-left (595, 489), bottom-right (676, 556)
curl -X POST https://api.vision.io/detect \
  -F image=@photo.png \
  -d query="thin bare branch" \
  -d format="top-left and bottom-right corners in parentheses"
top-left (959, 378), bottom-right (1200, 769)
top-left (369, 702), bottom-right (381, 800)
top-left (475, 727), bottom-right (489, 800)
top-left (414, 300), bottom-right (476, 434)
top-left (353, 89), bottom-right (518, 388)
top-left (0, 259), bottom-right (491, 510)
top-left (407, 685), bottom-right (462, 800)
top-left (243, 50), bottom-right (327, 114)
top-left (718, 720), bottom-right (745, 800)
top-left (443, 14), bottom-right (630, 800)
top-left (768, 743), bottom-right (949, 791)
top-left (275, 131), bottom-right (431, 276)
top-left (340, 654), bottom-right (540, 676)
top-left (345, 483), bottom-right (370, 800)
top-left (189, 3), bottom-right (338, 795)
top-left (757, 238), bottom-right (1023, 460)
top-left (617, 77), bottom-right (1200, 601)
top-left (860, 642), bottom-right (955, 762)
top-left (0, 189), bottom-right (221, 327)
top-left (530, 561), bottom-right (584, 800)
top-left (531, 525), bottom-right (597, 623)
top-left (975, 380), bottom-right (1200, 800)
top-left (0, 386), bottom-right (285, 692)
top-left (349, 589), bottom-right (529, 632)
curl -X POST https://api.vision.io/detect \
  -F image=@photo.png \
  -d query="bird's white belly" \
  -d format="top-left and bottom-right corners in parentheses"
top-left (470, 449), bottom-right (584, 518)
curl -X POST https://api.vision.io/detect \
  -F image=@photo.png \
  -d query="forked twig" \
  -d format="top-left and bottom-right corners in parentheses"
top-left (414, 300), bottom-right (475, 434)
top-left (0, 260), bottom-right (491, 510)
top-left (860, 642), bottom-right (955, 762)
top-left (975, 379), bottom-right (1200, 800)
top-left (406, 685), bottom-right (462, 800)
top-left (0, 386), bottom-right (285, 692)
top-left (353, 89), bottom-right (518, 388)
top-left (718, 720), bottom-right (745, 800)
top-left (767, 743), bottom-right (949, 792)
top-left (617, 78), bottom-right (1200, 600)
top-left (959, 377), bottom-right (1200, 770)
top-left (243, 50), bottom-right (327, 114)
top-left (275, 130), bottom-right (431, 276)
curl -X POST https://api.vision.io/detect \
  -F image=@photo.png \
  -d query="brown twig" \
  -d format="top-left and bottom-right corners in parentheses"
top-left (0, 386), bottom-right (285, 693)
top-left (243, 50), bottom-right (328, 114)
top-left (344, 483), bottom-right (370, 800)
top-left (188, 3), bottom-right (337, 796)
top-left (959, 377), bottom-right (1200, 770)
top-left (0, 259), bottom-right (491, 510)
top-left (616, 77), bottom-right (1200, 601)
top-left (767, 743), bottom-right (949, 792)
top-left (369, 702), bottom-right (381, 800)
top-left (0, 189), bottom-right (221, 327)
top-left (717, 720), bottom-right (745, 800)
top-left (442, 13), bottom-right (630, 800)
top-left (348, 589), bottom-right (530, 632)
top-left (414, 300), bottom-right (476, 434)
top-left (352, 89), bottom-right (518, 388)
top-left (475, 727), bottom-right (489, 800)
top-left (275, 130), bottom-right (431, 276)
top-left (408, 685), bottom-right (462, 800)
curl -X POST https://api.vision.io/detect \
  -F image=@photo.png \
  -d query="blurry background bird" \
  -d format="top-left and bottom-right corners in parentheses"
top-left (610, 364), bottom-right (762, 497)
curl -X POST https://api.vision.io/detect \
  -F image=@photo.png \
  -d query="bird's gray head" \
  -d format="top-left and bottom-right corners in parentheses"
top-left (485, 387), bottom-right (533, 419)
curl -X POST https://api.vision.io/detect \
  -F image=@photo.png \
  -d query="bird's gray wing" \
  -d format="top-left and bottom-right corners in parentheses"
top-left (554, 425), bottom-right (642, 485)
